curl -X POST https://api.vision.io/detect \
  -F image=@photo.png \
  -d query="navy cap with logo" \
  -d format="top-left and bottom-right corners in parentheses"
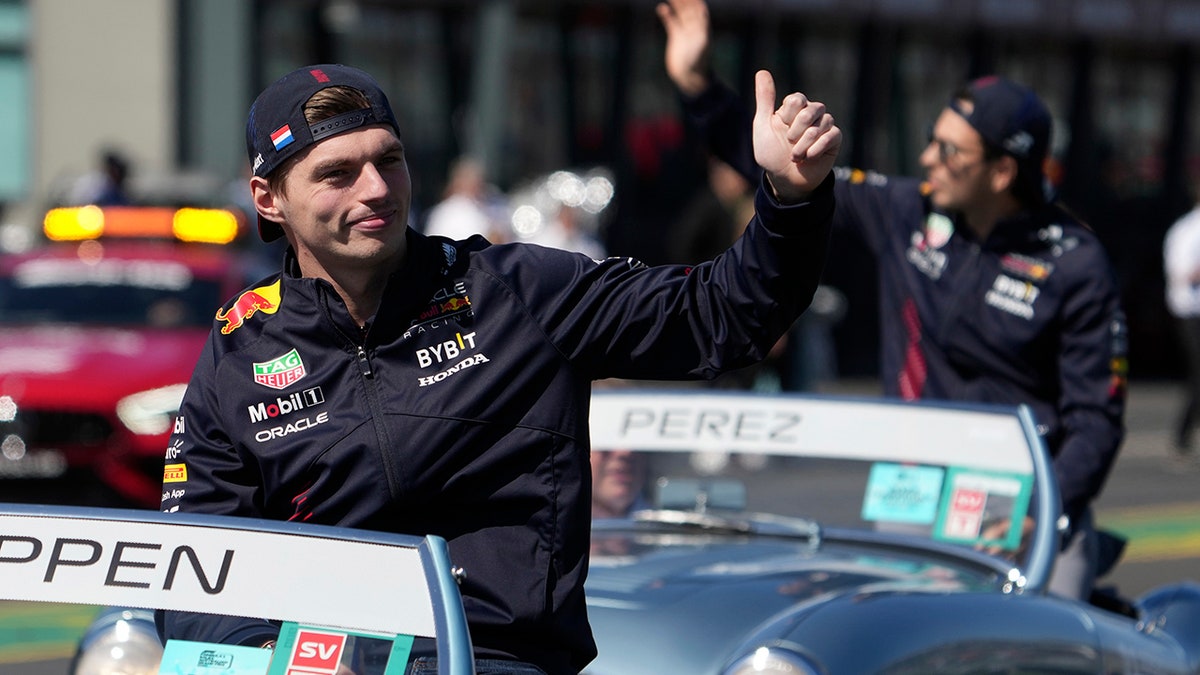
top-left (949, 75), bottom-right (1051, 201)
top-left (245, 64), bottom-right (401, 241)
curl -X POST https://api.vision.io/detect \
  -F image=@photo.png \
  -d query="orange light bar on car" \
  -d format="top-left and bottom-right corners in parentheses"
top-left (43, 205), bottom-right (106, 240)
top-left (173, 208), bottom-right (240, 244)
top-left (43, 206), bottom-right (241, 245)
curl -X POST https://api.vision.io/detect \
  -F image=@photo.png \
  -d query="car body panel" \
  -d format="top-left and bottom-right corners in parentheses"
top-left (586, 530), bottom-right (998, 674)
top-left (0, 326), bottom-right (206, 398)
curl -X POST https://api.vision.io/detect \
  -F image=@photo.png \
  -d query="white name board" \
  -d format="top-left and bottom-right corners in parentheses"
top-left (0, 511), bottom-right (436, 637)
top-left (589, 391), bottom-right (1034, 474)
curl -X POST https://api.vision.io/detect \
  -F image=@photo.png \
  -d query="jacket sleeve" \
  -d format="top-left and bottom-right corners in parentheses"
top-left (155, 333), bottom-right (280, 648)
top-left (829, 168), bottom-right (928, 256)
top-left (525, 173), bottom-right (833, 380)
top-left (1053, 255), bottom-right (1128, 523)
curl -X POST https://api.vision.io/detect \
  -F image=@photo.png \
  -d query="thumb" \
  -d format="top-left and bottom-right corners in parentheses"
top-left (754, 70), bottom-right (777, 123)
top-left (654, 2), bottom-right (671, 28)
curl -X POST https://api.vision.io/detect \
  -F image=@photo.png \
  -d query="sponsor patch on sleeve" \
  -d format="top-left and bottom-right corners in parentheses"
top-left (163, 463), bottom-right (188, 484)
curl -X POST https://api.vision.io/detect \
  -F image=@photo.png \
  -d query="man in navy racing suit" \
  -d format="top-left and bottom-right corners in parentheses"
top-left (657, 0), bottom-right (1128, 600)
top-left (156, 63), bottom-right (840, 675)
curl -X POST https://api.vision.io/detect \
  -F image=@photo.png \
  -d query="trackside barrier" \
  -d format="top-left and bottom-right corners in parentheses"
top-left (0, 504), bottom-right (475, 675)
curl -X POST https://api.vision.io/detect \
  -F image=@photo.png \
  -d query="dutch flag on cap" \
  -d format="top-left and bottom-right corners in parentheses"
top-left (271, 124), bottom-right (294, 151)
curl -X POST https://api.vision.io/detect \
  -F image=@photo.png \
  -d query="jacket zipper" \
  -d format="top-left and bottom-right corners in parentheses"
top-left (355, 338), bottom-right (403, 500)
top-left (357, 344), bottom-right (373, 378)
top-left (320, 286), bottom-right (402, 499)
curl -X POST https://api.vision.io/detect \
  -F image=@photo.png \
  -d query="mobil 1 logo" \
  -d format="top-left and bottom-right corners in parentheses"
top-left (248, 386), bottom-right (325, 424)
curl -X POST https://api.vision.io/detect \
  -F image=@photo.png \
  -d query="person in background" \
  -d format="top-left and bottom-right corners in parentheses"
top-left (657, 0), bottom-right (1128, 601)
top-left (422, 155), bottom-right (511, 242)
top-left (591, 449), bottom-right (650, 519)
top-left (156, 62), bottom-right (840, 675)
top-left (1163, 199), bottom-right (1200, 456)
top-left (521, 200), bottom-right (608, 259)
top-left (69, 149), bottom-right (132, 206)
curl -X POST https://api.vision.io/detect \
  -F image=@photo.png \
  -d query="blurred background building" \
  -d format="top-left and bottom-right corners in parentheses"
top-left (4, 0), bottom-right (1200, 380)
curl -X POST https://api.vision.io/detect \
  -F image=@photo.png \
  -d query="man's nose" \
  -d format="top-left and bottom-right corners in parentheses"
top-left (918, 140), bottom-right (939, 169)
top-left (358, 162), bottom-right (390, 198)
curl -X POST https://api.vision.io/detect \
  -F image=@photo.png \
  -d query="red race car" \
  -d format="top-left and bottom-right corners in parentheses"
top-left (0, 205), bottom-right (271, 507)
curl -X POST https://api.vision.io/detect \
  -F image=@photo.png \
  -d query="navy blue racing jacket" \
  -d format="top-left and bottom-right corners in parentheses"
top-left (679, 81), bottom-right (1127, 525)
top-left (157, 177), bottom-right (833, 675)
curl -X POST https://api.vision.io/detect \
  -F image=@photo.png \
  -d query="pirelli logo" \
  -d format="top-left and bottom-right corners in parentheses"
top-left (163, 463), bottom-right (188, 483)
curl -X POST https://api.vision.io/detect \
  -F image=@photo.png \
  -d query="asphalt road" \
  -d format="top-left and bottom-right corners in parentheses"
top-left (3, 380), bottom-right (1197, 674)
top-left (1088, 382), bottom-right (1200, 598)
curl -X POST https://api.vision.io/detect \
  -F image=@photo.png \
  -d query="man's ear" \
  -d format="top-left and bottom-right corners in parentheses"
top-left (250, 176), bottom-right (286, 225)
top-left (990, 155), bottom-right (1019, 195)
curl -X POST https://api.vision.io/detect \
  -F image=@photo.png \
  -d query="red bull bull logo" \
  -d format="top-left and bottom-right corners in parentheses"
top-left (416, 293), bottom-right (471, 322)
top-left (442, 297), bottom-right (468, 312)
top-left (216, 281), bottom-right (282, 334)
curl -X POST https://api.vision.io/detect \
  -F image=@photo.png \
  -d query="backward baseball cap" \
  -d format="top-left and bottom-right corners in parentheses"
top-left (245, 64), bottom-right (401, 242)
top-left (949, 75), bottom-right (1051, 200)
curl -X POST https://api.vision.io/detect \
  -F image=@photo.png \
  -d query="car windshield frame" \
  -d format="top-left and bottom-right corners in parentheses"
top-left (587, 389), bottom-right (1060, 595)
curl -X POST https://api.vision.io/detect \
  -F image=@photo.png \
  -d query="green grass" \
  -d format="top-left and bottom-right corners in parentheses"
top-left (0, 601), bottom-right (99, 664)
top-left (1097, 501), bottom-right (1200, 563)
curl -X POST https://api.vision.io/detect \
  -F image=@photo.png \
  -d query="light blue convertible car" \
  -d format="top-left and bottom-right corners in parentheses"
top-left (35, 390), bottom-right (1200, 674)
top-left (582, 390), bottom-right (1200, 674)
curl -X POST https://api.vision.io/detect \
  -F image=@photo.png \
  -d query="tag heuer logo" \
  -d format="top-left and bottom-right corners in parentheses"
top-left (253, 348), bottom-right (307, 390)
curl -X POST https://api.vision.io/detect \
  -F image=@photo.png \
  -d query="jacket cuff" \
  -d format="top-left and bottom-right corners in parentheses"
top-left (754, 172), bottom-right (836, 232)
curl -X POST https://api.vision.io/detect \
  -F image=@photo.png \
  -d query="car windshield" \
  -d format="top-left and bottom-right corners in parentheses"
top-left (595, 449), bottom-right (1029, 545)
top-left (0, 257), bottom-right (221, 328)
top-left (589, 390), bottom-right (1047, 575)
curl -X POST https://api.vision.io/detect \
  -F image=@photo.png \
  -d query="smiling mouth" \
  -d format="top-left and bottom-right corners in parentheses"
top-left (351, 209), bottom-right (397, 228)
